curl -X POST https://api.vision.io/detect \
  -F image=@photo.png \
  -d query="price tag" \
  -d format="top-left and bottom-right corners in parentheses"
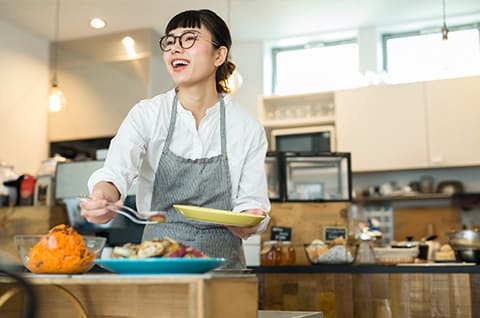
top-left (270, 226), bottom-right (292, 241)
top-left (324, 227), bottom-right (346, 242)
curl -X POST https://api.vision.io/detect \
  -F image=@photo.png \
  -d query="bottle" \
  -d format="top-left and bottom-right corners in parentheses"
top-left (280, 241), bottom-right (296, 265)
top-left (354, 231), bottom-right (376, 264)
top-left (260, 241), bottom-right (280, 266)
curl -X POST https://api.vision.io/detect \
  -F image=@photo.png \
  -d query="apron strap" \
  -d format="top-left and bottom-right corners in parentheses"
top-left (219, 96), bottom-right (227, 158)
top-left (163, 94), bottom-right (178, 152)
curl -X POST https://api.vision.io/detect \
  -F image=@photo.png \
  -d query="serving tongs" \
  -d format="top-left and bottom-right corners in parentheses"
top-left (80, 195), bottom-right (166, 225)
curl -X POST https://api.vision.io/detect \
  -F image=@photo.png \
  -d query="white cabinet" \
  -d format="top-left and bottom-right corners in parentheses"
top-left (335, 83), bottom-right (429, 172)
top-left (260, 92), bottom-right (336, 151)
top-left (335, 76), bottom-right (480, 172)
top-left (424, 76), bottom-right (480, 168)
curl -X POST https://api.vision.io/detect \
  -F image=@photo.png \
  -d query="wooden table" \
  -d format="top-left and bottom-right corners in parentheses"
top-left (0, 273), bottom-right (258, 318)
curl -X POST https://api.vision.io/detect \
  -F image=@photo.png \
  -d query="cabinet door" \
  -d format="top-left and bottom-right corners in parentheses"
top-left (425, 76), bottom-right (480, 167)
top-left (335, 83), bottom-right (428, 172)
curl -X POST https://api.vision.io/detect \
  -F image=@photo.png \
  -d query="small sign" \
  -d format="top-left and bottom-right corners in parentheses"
top-left (271, 226), bottom-right (292, 241)
top-left (324, 227), bottom-right (347, 242)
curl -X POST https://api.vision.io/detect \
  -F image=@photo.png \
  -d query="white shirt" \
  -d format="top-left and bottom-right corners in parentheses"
top-left (88, 89), bottom-right (271, 232)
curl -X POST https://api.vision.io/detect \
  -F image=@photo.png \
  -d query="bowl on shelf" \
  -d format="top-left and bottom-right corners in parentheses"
top-left (373, 247), bottom-right (418, 265)
top-left (447, 230), bottom-right (480, 263)
top-left (15, 234), bottom-right (106, 274)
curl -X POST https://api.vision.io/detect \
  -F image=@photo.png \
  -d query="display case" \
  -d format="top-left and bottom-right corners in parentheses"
top-left (266, 152), bottom-right (351, 202)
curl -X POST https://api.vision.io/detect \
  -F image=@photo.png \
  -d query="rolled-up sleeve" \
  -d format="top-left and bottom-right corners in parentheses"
top-left (232, 123), bottom-right (271, 233)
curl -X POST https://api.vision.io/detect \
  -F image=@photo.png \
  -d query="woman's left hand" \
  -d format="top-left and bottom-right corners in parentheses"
top-left (227, 208), bottom-right (267, 240)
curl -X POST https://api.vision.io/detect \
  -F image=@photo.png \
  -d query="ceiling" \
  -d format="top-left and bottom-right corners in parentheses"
top-left (0, 0), bottom-right (479, 43)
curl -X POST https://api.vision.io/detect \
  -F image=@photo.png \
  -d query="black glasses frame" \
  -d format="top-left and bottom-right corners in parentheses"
top-left (159, 31), bottom-right (220, 52)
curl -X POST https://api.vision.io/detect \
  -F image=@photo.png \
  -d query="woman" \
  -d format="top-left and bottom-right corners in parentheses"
top-left (80, 9), bottom-right (270, 268)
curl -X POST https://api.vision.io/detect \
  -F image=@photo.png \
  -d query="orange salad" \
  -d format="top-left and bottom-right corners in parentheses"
top-left (27, 224), bottom-right (95, 274)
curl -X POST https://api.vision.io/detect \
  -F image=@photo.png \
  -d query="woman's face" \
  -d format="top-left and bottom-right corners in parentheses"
top-left (163, 26), bottom-right (226, 90)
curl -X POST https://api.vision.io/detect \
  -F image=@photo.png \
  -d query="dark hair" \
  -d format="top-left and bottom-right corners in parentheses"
top-left (165, 9), bottom-right (236, 94)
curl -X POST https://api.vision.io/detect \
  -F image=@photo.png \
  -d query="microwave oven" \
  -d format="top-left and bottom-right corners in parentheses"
top-left (270, 125), bottom-right (336, 152)
top-left (265, 151), bottom-right (351, 202)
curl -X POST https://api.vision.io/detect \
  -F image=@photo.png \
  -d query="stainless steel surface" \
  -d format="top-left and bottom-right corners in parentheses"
top-left (447, 230), bottom-right (480, 264)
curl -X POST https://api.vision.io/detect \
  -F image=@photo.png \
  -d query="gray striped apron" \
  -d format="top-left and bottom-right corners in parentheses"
top-left (142, 94), bottom-right (245, 269)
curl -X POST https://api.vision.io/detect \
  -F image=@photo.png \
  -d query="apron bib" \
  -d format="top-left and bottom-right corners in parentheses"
top-left (142, 94), bottom-right (245, 268)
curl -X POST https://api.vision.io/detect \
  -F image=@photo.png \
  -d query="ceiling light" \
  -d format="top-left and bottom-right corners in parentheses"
top-left (90, 18), bottom-right (106, 29)
top-left (441, 0), bottom-right (449, 41)
top-left (225, 0), bottom-right (243, 95)
top-left (122, 36), bottom-right (137, 58)
top-left (49, 0), bottom-right (65, 112)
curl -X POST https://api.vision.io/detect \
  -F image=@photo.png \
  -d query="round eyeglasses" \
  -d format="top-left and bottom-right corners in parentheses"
top-left (159, 31), bottom-right (220, 52)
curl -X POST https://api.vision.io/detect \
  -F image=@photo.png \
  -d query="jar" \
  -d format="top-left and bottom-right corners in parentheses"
top-left (280, 241), bottom-right (296, 265)
top-left (354, 232), bottom-right (376, 264)
top-left (260, 240), bottom-right (280, 266)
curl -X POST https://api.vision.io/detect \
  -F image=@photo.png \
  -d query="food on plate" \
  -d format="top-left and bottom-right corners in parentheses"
top-left (27, 224), bottom-right (96, 274)
top-left (148, 213), bottom-right (167, 223)
top-left (112, 237), bottom-right (206, 259)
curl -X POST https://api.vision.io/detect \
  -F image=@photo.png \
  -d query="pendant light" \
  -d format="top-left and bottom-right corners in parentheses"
top-left (225, 0), bottom-right (243, 95)
top-left (441, 0), bottom-right (449, 41)
top-left (49, 0), bottom-right (65, 112)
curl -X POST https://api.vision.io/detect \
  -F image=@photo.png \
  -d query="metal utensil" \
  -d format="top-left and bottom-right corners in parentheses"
top-left (80, 195), bottom-right (166, 225)
top-left (105, 205), bottom-right (165, 225)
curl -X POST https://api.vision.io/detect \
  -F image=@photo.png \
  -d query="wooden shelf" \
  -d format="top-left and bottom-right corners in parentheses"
top-left (353, 193), bottom-right (452, 203)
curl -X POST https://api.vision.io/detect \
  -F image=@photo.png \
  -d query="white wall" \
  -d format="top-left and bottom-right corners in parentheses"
top-left (231, 41), bottom-right (264, 117)
top-left (0, 19), bottom-right (49, 175)
top-left (48, 29), bottom-right (159, 141)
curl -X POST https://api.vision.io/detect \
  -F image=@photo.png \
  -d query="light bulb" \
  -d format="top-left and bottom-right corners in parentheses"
top-left (226, 70), bottom-right (243, 95)
top-left (49, 84), bottom-right (66, 112)
top-left (441, 25), bottom-right (449, 41)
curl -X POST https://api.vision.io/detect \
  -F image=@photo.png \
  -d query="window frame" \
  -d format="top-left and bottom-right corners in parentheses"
top-left (271, 38), bottom-right (358, 95)
top-left (381, 22), bottom-right (480, 72)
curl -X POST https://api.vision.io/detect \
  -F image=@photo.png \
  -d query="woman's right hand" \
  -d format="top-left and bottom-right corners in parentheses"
top-left (79, 181), bottom-right (122, 224)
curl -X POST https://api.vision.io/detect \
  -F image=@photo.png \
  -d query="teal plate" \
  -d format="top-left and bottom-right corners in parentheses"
top-left (95, 257), bottom-right (225, 274)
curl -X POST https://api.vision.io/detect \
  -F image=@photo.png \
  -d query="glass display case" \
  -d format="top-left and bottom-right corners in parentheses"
top-left (265, 152), bottom-right (351, 202)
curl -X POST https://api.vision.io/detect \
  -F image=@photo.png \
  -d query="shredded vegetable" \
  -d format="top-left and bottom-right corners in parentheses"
top-left (27, 224), bottom-right (95, 274)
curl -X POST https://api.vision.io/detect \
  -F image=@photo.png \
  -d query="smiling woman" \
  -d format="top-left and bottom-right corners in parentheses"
top-left (80, 9), bottom-right (271, 269)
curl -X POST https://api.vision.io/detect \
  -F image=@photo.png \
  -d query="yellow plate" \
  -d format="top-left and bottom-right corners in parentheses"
top-left (173, 205), bottom-right (264, 227)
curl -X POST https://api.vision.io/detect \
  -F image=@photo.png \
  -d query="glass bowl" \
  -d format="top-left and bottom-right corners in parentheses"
top-left (14, 234), bottom-right (106, 274)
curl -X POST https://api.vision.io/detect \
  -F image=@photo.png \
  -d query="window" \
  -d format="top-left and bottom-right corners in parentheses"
top-left (383, 24), bottom-right (480, 83)
top-left (272, 39), bottom-right (359, 95)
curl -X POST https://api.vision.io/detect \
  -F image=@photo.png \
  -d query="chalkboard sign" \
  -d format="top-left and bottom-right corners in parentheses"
top-left (271, 226), bottom-right (292, 241)
top-left (324, 227), bottom-right (347, 242)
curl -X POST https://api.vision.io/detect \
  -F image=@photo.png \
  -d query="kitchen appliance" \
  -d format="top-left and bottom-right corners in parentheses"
top-left (447, 230), bottom-right (480, 263)
top-left (270, 125), bottom-right (336, 152)
top-left (0, 162), bottom-right (18, 206)
top-left (3, 175), bottom-right (36, 206)
top-left (266, 152), bottom-right (351, 202)
top-left (34, 175), bottom-right (53, 206)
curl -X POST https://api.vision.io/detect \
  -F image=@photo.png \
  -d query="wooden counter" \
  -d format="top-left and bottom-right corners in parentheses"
top-left (252, 265), bottom-right (480, 318)
top-left (0, 273), bottom-right (258, 318)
